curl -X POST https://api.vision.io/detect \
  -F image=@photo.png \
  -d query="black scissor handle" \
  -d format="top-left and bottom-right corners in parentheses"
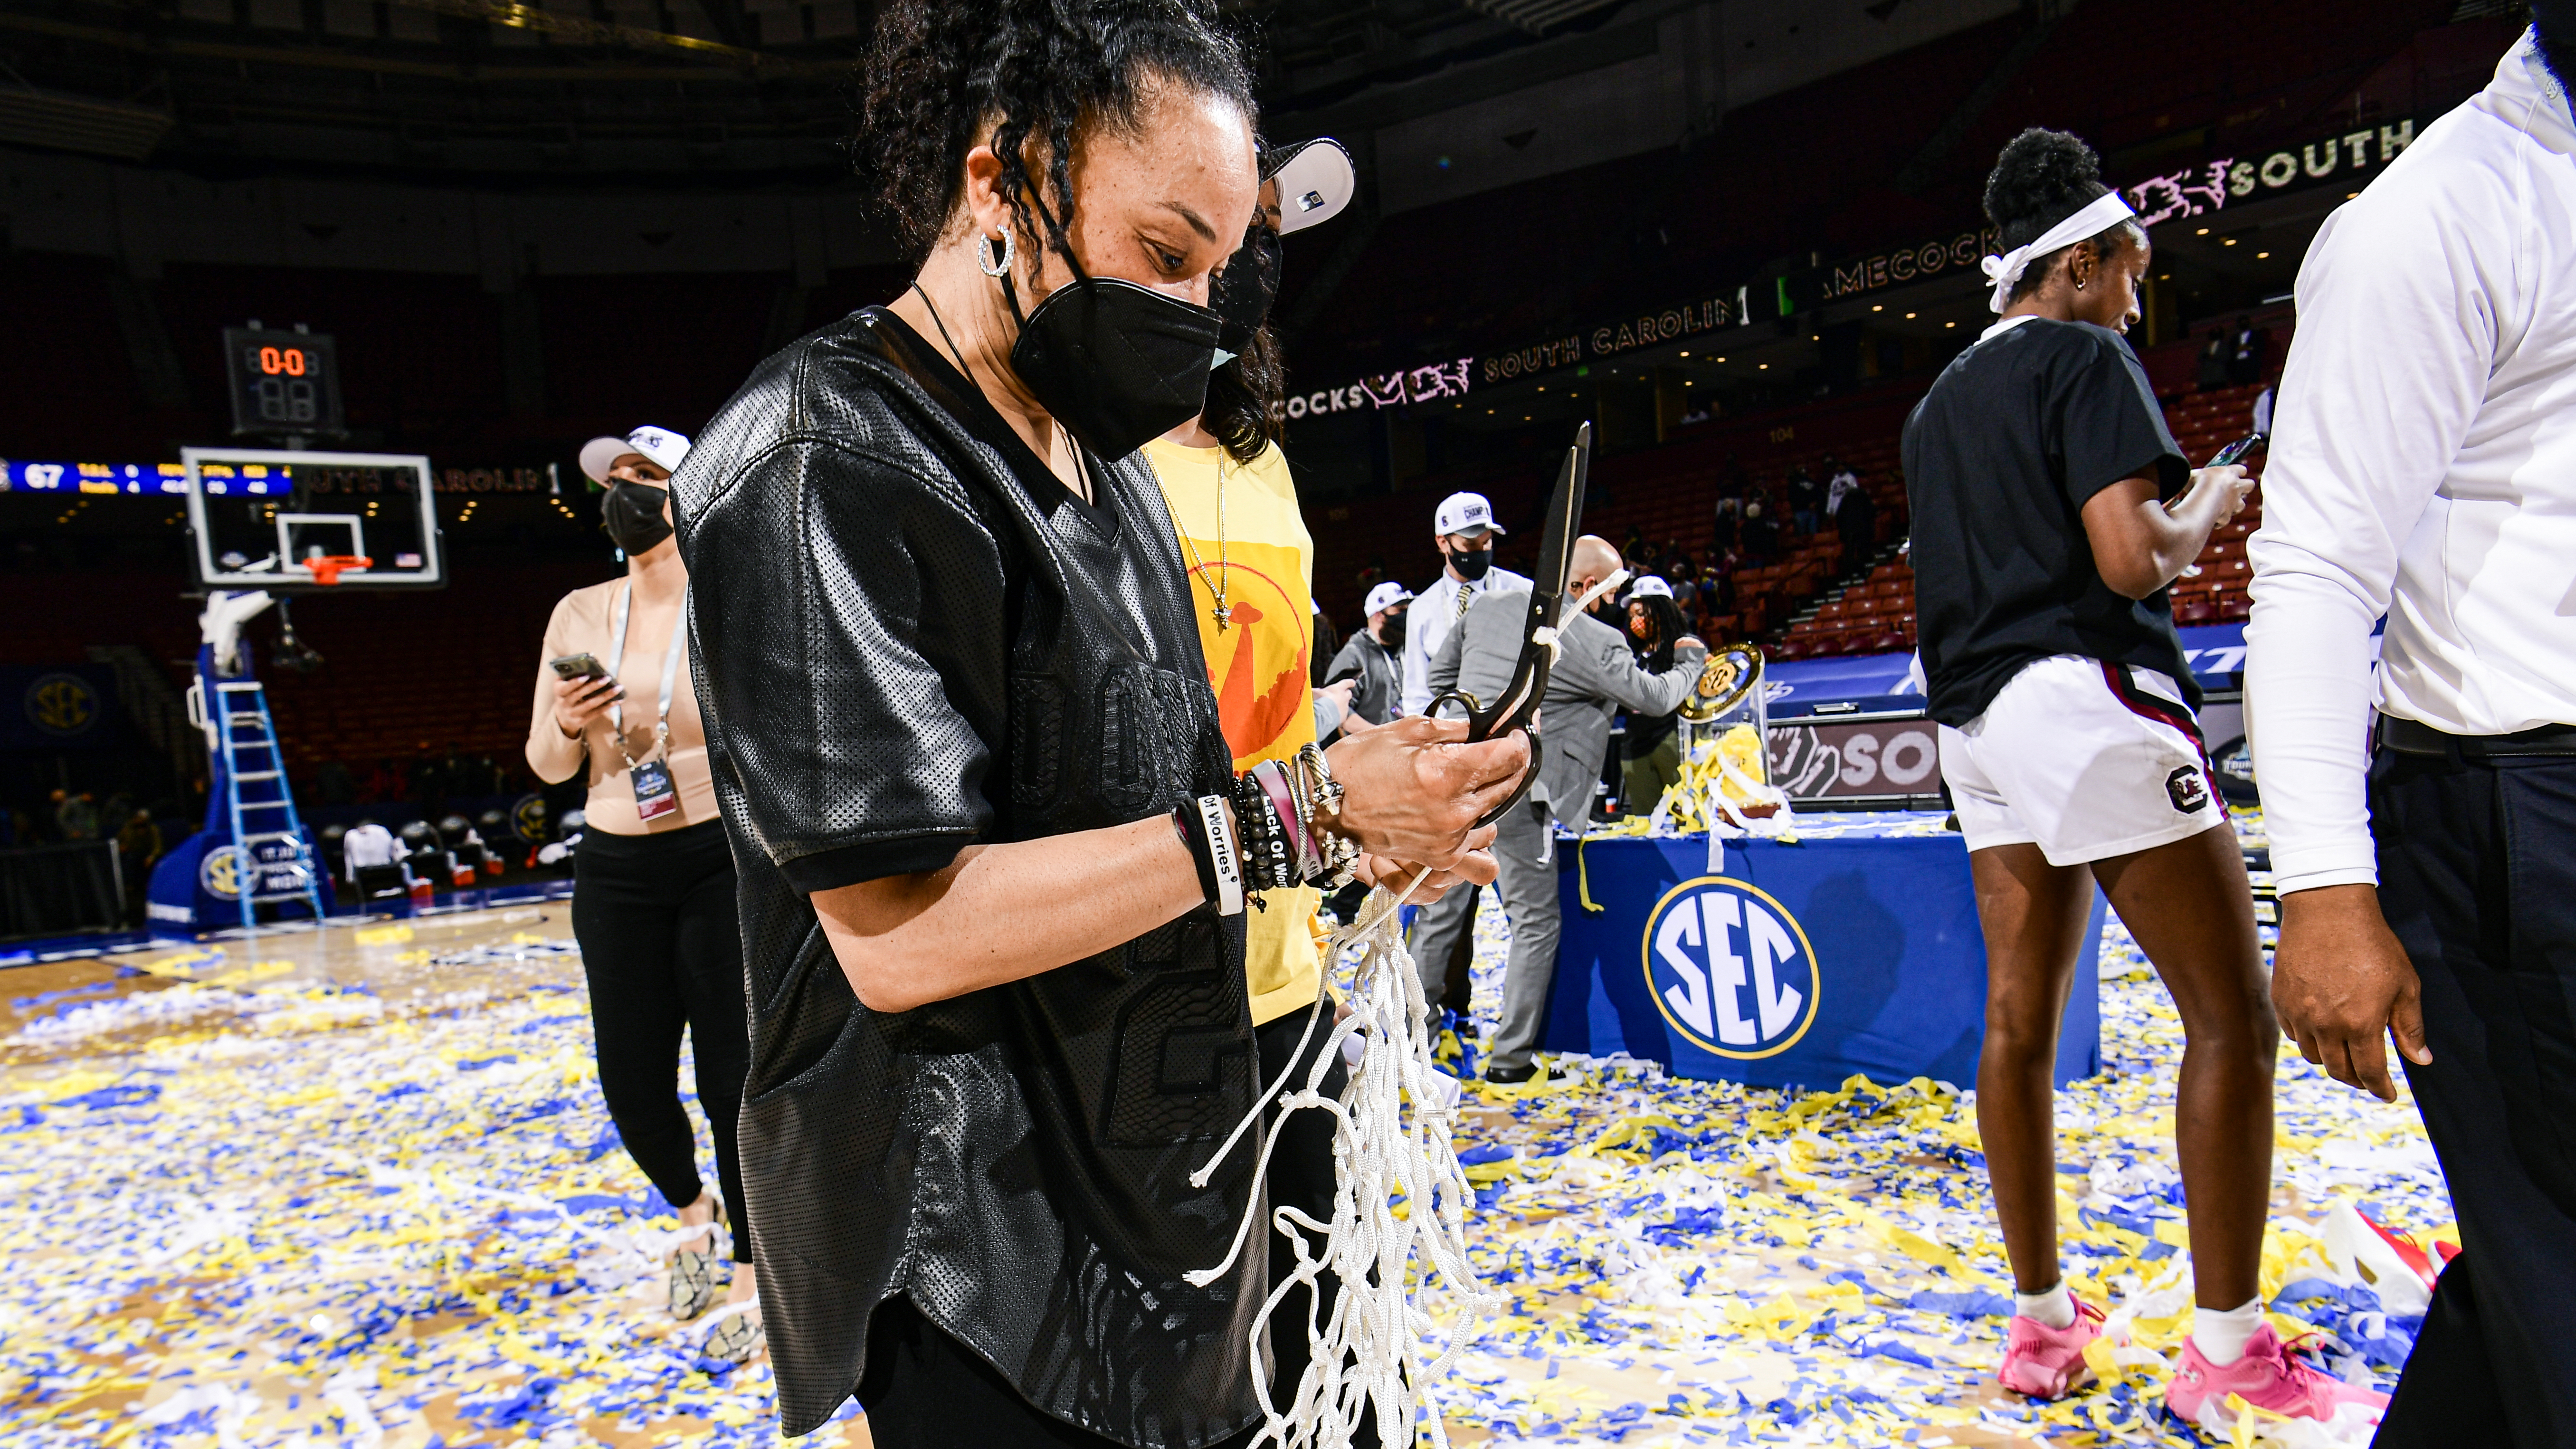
top-left (1430, 688), bottom-right (1544, 829)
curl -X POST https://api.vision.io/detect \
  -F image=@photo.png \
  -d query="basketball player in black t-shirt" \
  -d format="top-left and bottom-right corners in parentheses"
top-left (1904, 130), bottom-right (2383, 1431)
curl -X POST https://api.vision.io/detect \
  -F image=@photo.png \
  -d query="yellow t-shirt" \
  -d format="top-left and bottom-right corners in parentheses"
top-left (1145, 436), bottom-right (1325, 1027)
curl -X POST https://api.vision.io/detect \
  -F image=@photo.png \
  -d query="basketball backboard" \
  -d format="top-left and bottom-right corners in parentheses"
top-left (183, 447), bottom-right (444, 591)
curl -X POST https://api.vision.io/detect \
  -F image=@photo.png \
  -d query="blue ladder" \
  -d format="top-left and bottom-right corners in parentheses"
top-left (211, 679), bottom-right (326, 934)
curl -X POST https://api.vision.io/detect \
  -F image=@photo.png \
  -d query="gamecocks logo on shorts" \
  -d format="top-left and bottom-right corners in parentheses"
top-left (2166, 765), bottom-right (2210, 814)
top-left (1641, 877), bottom-right (1821, 1059)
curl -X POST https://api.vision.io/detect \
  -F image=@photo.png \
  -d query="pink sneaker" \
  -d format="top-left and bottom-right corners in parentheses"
top-left (1997, 1292), bottom-right (2105, 1399)
top-left (2165, 1322), bottom-right (2390, 1434)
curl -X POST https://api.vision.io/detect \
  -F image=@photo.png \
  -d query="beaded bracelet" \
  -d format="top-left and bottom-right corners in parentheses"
top-left (1228, 771), bottom-right (1297, 896)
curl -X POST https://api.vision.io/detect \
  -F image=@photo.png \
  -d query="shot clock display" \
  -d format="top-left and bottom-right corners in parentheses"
top-left (222, 325), bottom-right (345, 438)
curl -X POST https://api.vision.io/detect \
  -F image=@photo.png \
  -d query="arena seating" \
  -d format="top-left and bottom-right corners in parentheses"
top-left (1771, 378), bottom-right (2276, 658)
top-left (1292, 0), bottom-right (2462, 386)
top-left (1312, 320), bottom-right (2286, 669)
top-left (254, 561), bottom-right (609, 786)
top-left (1776, 559), bottom-right (1920, 662)
top-left (0, 557), bottom-right (610, 801)
top-left (1306, 385), bottom-right (1922, 629)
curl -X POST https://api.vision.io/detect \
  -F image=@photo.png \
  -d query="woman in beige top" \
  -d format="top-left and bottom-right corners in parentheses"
top-left (524, 426), bottom-right (758, 1361)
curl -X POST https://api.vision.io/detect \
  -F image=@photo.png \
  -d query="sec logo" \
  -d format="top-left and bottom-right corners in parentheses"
top-left (200, 845), bottom-right (245, 900)
top-left (512, 792), bottom-right (550, 843)
top-left (1642, 877), bottom-right (1821, 1059)
top-left (26, 672), bottom-right (98, 737)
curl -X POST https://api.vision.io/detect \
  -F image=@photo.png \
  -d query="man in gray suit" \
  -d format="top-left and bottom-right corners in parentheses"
top-left (1422, 535), bottom-right (1705, 1082)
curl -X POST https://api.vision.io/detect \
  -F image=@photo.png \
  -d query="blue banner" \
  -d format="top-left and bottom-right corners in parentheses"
top-left (1546, 831), bottom-right (2101, 1090)
top-left (1764, 623), bottom-right (2249, 716)
top-left (0, 666), bottom-right (127, 751)
top-left (0, 459), bottom-right (287, 496)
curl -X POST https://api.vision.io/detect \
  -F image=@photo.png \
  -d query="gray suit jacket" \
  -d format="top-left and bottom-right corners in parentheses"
top-left (1429, 591), bottom-right (1705, 831)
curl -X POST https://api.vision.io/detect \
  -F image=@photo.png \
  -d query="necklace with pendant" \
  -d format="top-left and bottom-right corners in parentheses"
top-left (1178, 458), bottom-right (1232, 630)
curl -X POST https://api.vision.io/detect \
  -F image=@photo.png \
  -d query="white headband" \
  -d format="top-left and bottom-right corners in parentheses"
top-left (1979, 191), bottom-right (2137, 314)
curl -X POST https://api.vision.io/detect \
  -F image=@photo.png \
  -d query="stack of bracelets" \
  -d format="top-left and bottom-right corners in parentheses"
top-left (1170, 742), bottom-right (1362, 915)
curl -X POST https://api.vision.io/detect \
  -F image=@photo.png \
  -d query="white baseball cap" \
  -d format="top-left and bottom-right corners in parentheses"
top-left (1263, 138), bottom-right (1356, 236)
top-left (1364, 581), bottom-right (1415, 616)
top-left (579, 425), bottom-right (692, 484)
top-left (1626, 575), bottom-right (1673, 600)
top-left (1433, 491), bottom-right (1506, 538)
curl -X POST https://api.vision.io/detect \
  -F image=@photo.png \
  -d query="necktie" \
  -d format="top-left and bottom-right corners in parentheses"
top-left (1454, 580), bottom-right (1473, 622)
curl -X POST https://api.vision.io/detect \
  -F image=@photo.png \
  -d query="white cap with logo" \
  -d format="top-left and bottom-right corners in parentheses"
top-left (1626, 574), bottom-right (1673, 600)
top-left (1433, 491), bottom-right (1506, 538)
top-left (578, 425), bottom-right (692, 484)
top-left (1263, 138), bottom-right (1357, 236)
top-left (1364, 581), bottom-right (1415, 617)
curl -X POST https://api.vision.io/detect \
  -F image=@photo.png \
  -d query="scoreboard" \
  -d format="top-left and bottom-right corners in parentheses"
top-left (222, 326), bottom-right (345, 438)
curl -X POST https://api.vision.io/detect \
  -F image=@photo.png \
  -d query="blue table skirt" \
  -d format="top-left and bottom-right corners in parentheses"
top-left (1543, 826), bottom-right (2102, 1090)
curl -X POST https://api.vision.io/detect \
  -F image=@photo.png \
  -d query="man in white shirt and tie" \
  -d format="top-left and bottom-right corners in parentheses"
top-left (1398, 491), bottom-right (1530, 1029)
top-left (1398, 491), bottom-right (1531, 718)
top-left (2246, 16), bottom-right (2576, 1441)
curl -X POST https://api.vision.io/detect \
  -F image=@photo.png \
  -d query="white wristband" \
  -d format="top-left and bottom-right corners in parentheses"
top-left (1196, 794), bottom-right (1244, 917)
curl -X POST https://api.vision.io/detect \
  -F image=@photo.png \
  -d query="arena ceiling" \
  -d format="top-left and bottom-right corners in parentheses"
top-left (0, 0), bottom-right (1627, 183)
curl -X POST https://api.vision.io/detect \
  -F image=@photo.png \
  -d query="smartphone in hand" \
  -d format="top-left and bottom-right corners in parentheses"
top-left (550, 653), bottom-right (610, 683)
top-left (2208, 432), bottom-right (2267, 468)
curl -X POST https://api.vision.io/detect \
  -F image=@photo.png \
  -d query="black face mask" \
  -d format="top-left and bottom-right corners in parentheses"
top-left (1378, 611), bottom-right (1407, 649)
top-left (1005, 262), bottom-right (1223, 461)
top-left (1209, 224), bottom-right (1281, 354)
top-left (1448, 544), bottom-right (1494, 582)
top-left (602, 484), bottom-right (673, 554)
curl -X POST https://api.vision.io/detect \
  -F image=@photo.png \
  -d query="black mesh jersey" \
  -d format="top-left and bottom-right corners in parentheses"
top-left (670, 306), bottom-right (1262, 1446)
top-left (1902, 317), bottom-right (2195, 727)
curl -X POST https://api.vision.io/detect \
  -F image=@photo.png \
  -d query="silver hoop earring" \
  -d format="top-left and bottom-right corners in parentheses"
top-left (977, 228), bottom-right (1013, 278)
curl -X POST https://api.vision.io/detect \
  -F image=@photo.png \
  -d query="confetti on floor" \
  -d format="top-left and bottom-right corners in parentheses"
top-left (1, 814), bottom-right (2447, 1448)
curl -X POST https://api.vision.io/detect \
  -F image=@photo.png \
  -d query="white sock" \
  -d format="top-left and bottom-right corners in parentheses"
top-left (2193, 1296), bottom-right (2265, 1366)
top-left (2015, 1281), bottom-right (2076, 1329)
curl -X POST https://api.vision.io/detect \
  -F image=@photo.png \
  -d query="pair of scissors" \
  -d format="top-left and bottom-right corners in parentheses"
top-left (1427, 423), bottom-right (1590, 828)
top-left (2208, 431), bottom-right (2267, 467)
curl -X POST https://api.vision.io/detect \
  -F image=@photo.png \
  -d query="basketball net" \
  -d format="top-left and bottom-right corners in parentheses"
top-left (1186, 873), bottom-right (1501, 1448)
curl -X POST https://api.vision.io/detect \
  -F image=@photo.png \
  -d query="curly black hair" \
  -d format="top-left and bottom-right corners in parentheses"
top-left (1982, 127), bottom-right (2136, 304)
top-left (2538, 0), bottom-right (2575, 91)
top-left (854, 0), bottom-right (1257, 270)
top-left (1627, 592), bottom-right (1690, 671)
top-left (1199, 321), bottom-right (1285, 465)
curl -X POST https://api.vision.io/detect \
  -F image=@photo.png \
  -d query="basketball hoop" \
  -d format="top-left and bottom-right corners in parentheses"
top-left (182, 448), bottom-right (445, 592)
top-left (306, 554), bottom-right (372, 586)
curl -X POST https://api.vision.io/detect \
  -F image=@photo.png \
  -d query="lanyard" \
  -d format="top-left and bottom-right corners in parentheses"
top-left (607, 581), bottom-right (688, 767)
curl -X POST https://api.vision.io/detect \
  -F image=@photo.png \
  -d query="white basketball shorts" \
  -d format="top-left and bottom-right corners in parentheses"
top-left (1937, 653), bottom-right (2224, 866)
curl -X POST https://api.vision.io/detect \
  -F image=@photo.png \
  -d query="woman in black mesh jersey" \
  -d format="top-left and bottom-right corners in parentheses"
top-left (668, 1), bottom-right (1527, 1445)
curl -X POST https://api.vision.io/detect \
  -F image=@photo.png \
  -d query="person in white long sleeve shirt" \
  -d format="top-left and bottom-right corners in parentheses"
top-left (2246, 19), bottom-right (2576, 1443)
top-left (1397, 490), bottom-right (1530, 1028)
top-left (1397, 490), bottom-right (1530, 717)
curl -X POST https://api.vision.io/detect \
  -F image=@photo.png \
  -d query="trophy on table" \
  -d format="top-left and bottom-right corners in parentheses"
top-left (1672, 641), bottom-right (1786, 832)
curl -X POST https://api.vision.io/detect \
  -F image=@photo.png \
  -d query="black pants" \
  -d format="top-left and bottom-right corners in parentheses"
top-left (860, 1005), bottom-right (1375, 1449)
top-left (571, 819), bottom-right (751, 1262)
top-left (2368, 749), bottom-right (2576, 1444)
